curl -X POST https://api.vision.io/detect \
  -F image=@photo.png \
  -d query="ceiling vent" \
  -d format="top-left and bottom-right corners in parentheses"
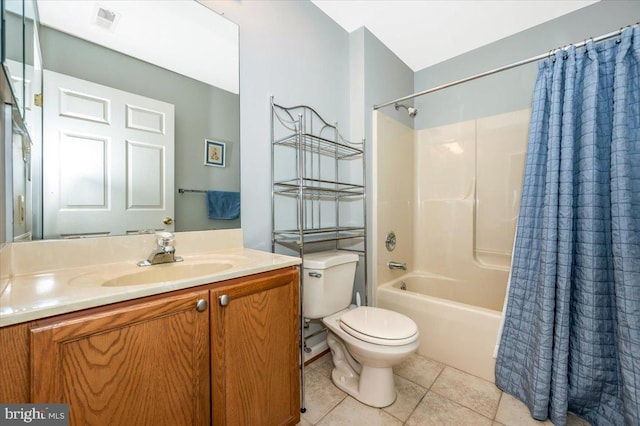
top-left (94, 5), bottom-right (121, 32)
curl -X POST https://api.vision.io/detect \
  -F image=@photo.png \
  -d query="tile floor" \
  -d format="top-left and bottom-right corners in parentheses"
top-left (298, 352), bottom-right (591, 426)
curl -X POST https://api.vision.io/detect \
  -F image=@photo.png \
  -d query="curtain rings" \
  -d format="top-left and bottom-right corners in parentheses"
top-left (554, 46), bottom-right (564, 61)
top-left (616, 27), bottom-right (624, 44)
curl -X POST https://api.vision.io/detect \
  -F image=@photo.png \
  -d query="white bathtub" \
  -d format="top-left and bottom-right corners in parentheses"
top-left (376, 273), bottom-right (502, 382)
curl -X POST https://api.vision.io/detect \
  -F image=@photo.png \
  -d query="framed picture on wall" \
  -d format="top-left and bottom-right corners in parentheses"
top-left (204, 139), bottom-right (225, 167)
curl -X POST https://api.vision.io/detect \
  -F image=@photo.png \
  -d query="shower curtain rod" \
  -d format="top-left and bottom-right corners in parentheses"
top-left (373, 26), bottom-right (630, 110)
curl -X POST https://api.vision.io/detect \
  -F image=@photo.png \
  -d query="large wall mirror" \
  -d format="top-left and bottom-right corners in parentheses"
top-left (5, 0), bottom-right (240, 241)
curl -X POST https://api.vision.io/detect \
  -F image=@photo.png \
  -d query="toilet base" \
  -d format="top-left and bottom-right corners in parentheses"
top-left (327, 333), bottom-right (397, 408)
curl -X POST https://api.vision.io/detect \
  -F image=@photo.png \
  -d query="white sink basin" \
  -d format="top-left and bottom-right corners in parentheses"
top-left (102, 262), bottom-right (234, 287)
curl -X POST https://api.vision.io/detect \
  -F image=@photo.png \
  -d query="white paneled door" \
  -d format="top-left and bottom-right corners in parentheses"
top-left (43, 70), bottom-right (175, 239)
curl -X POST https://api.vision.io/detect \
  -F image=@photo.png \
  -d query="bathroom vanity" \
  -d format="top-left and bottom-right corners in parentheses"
top-left (0, 230), bottom-right (301, 425)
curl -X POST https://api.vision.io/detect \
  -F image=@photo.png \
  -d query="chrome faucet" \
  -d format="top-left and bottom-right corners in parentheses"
top-left (387, 261), bottom-right (407, 270)
top-left (138, 232), bottom-right (183, 266)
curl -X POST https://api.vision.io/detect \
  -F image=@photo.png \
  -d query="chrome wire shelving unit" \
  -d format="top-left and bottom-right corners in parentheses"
top-left (270, 97), bottom-right (367, 414)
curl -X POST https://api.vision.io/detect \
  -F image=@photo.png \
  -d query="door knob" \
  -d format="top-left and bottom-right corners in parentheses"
top-left (163, 217), bottom-right (173, 225)
top-left (219, 294), bottom-right (230, 307)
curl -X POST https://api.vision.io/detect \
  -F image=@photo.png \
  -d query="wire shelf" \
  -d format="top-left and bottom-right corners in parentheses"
top-left (273, 226), bottom-right (366, 247)
top-left (273, 177), bottom-right (364, 197)
top-left (273, 133), bottom-right (363, 159)
top-left (270, 97), bottom-right (368, 413)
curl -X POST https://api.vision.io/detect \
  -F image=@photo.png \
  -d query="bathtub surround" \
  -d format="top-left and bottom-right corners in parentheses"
top-left (374, 108), bottom-right (529, 295)
top-left (373, 108), bottom-right (529, 381)
top-left (372, 111), bottom-right (415, 289)
top-left (416, 109), bottom-right (528, 277)
top-left (496, 26), bottom-right (640, 426)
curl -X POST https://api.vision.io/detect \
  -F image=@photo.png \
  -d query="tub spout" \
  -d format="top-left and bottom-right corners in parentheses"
top-left (387, 261), bottom-right (407, 270)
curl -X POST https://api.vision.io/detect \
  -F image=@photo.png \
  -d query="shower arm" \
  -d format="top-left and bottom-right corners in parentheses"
top-left (394, 103), bottom-right (418, 117)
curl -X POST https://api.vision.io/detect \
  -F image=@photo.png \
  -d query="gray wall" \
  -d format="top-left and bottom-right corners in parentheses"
top-left (413, 0), bottom-right (640, 129)
top-left (39, 26), bottom-right (240, 232)
top-left (206, 0), bottom-right (351, 251)
top-left (109, 0), bottom-right (636, 266)
top-left (363, 28), bottom-right (414, 139)
top-left (205, 0), bottom-right (413, 304)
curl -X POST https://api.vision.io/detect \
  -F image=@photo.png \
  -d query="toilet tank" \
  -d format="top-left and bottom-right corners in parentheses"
top-left (302, 250), bottom-right (359, 319)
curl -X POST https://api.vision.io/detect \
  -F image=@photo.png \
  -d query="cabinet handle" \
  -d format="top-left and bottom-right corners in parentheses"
top-left (195, 299), bottom-right (208, 312)
top-left (219, 294), bottom-right (230, 307)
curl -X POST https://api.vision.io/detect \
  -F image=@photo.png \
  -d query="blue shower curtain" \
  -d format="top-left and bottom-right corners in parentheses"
top-left (495, 25), bottom-right (639, 426)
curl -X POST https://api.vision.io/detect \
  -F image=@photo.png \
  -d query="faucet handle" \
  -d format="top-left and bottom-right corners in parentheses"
top-left (156, 231), bottom-right (175, 246)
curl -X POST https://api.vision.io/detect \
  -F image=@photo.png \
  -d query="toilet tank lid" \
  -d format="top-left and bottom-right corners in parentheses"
top-left (303, 250), bottom-right (359, 269)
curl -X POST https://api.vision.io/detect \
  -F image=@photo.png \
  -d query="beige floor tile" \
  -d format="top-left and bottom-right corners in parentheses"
top-left (567, 412), bottom-right (591, 426)
top-left (494, 392), bottom-right (553, 426)
top-left (383, 374), bottom-right (428, 422)
top-left (393, 353), bottom-right (445, 389)
top-left (297, 417), bottom-right (314, 426)
top-left (431, 366), bottom-right (501, 419)
top-left (406, 391), bottom-right (493, 426)
top-left (301, 368), bottom-right (347, 424)
top-left (307, 352), bottom-right (334, 378)
top-left (317, 396), bottom-right (402, 426)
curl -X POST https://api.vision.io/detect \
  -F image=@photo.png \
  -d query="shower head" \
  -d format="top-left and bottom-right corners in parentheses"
top-left (394, 103), bottom-right (418, 118)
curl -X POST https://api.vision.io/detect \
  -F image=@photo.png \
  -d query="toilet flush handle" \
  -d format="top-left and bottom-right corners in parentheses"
top-left (308, 272), bottom-right (322, 278)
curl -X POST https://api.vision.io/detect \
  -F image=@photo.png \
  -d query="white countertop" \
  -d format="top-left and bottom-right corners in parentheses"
top-left (0, 230), bottom-right (301, 327)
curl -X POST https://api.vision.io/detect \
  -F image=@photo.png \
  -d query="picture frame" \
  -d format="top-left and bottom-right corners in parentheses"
top-left (204, 139), bottom-right (225, 167)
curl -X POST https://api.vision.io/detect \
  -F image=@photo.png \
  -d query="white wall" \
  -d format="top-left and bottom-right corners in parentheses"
top-left (372, 111), bottom-right (414, 293)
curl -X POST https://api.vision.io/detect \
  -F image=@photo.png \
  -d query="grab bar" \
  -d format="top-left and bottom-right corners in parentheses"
top-left (387, 261), bottom-right (407, 270)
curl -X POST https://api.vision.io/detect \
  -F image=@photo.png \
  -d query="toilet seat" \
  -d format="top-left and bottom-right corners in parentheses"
top-left (339, 307), bottom-right (418, 346)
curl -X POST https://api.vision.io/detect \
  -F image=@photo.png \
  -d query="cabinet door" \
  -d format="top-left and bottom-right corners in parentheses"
top-left (30, 290), bottom-right (210, 426)
top-left (0, 322), bottom-right (30, 402)
top-left (211, 268), bottom-right (300, 426)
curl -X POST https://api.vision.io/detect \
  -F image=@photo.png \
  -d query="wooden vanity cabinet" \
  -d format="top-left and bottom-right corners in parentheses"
top-left (210, 267), bottom-right (300, 426)
top-left (30, 289), bottom-right (211, 426)
top-left (1, 266), bottom-right (300, 426)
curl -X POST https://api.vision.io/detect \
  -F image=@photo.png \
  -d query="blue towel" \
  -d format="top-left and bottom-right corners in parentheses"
top-left (206, 191), bottom-right (240, 220)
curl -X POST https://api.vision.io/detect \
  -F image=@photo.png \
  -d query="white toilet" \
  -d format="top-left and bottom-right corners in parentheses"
top-left (303, 250), bottom-right (419, 408)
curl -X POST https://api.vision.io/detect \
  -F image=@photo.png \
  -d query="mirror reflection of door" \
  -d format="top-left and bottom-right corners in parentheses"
top-left (6, 59), bottom-right (38, 242)
top-left (43, 70), bottom-right (175, 239)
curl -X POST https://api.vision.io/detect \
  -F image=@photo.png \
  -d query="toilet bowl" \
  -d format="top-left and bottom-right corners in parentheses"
top-left (322, 307), bottom-right (419, 407)
top-left (303, 250), bottom-right (419, 408)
